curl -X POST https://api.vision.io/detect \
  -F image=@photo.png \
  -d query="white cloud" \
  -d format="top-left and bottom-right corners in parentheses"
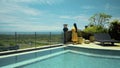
top-left (0, 0), bottom-right (64, 5)
top-left (0, 0), bottom-right (45, 27)
top-left (0, 0), bottom-right (65, 32)
top-left (59, 15), bottom-right (90, 30)
top-left (59, 16), bottom-right (72, 19)
top-left (0, 23), bottom-right (62, 32)
top-left (81, 6), bottom-right (95, 10)
top-left (73, 15), bottom-right (89, 21)
top-left (0, 14), bottom-right (41, 25)
top-left (110, 17), bottom-right (120, 22)
top-left (105, 3), bottom-right (120, 11)
top-left (0, 1), bottom-right (43, 16)
top-left (105, 3), bottom-right (110, 11)
top-left (0, 0), bottom-right (94, 32)
top-left (59, 15), bottom-right (89, 23)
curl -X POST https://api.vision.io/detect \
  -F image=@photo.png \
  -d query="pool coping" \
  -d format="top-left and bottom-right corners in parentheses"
top-left (66, 44), bottom-right (120, 57)
top-left (1, 49), bottom-right (120, 68)
top-left (0, 44), bottom-right (63, 56)
top-left (0, 44), bottom-right (65, 58)
top-left (0, 45), bottom-right (66, 67)
top-left (0, 44), bottom-right (120, 67)
top-left (1, 43), bottom-right (120, 57)
top-left (1, 50), bottom-right (69, 68)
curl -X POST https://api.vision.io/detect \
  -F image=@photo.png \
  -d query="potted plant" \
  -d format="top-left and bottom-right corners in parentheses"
top-left (77, 30), bottom-right (84, 44)
top-left (89, 33), bottom-right (95, 42)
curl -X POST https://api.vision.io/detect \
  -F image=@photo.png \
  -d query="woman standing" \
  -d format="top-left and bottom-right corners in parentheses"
top-left (71, 23), bottom-right (78, 44)
top-left (63, 24), bottom-right (68, 44)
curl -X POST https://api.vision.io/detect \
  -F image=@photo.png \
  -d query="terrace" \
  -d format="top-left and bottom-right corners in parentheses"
top-left (0, 0), bottom-right (120, 68)
top-left (0, 32), bottom-right (120, 54)
top-left (68, 43), bottom-right (120, 50)
top-left (0, 32), bottom-right (120, 68)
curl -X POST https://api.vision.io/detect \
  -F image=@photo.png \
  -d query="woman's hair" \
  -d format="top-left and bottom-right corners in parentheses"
top-left (74, 23), bottom-right (77, 32)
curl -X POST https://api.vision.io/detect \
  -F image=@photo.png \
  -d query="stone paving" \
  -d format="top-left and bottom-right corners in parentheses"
top-left (67, 42), bottom-right (120, 50)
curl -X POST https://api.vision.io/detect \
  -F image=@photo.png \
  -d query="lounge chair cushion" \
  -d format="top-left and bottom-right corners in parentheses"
top-left (94, 33), bottom-right (120, 45)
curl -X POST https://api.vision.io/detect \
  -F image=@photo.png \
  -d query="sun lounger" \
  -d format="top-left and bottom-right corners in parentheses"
top-left (94, 33), bottom-right (120, 45)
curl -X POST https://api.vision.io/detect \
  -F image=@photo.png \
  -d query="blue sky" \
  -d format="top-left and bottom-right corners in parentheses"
top-left (0, 0), bottom-right (120, 32)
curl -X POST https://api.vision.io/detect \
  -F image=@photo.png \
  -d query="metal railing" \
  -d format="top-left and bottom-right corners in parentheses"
top-left (0, 32), bottom-right (63, 52)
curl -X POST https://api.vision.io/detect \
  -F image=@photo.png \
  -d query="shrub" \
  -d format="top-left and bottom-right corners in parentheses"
top-left (0, 42), bottom-right (4, 46)
top-left (77, 30), bottom-right (83, 37)
top-left (82, 25), bottom-right (108, 39)
top-left (9, 42), bottom-right (15, 46)
top-left (109, 20), bottom-right (120, 40)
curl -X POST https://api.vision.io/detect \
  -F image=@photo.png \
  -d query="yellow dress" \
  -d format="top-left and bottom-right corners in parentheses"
top-left (71, 27), bottom-right (78, 42)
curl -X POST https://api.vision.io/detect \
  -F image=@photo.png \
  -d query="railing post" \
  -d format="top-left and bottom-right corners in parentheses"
top-left (49, 32), bottom-right (52, 45)
top-left (35, 32), bottom-right (36, 48)
top-left (61, 32), bottom-right (64, 43)
top-left (15, 32), bottom-right (17, 46)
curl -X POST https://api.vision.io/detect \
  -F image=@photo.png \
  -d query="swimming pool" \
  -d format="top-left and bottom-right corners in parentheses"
top-left (1, 45), bottom-right (120, 68)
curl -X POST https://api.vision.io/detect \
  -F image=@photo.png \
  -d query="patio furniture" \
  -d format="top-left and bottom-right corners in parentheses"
top-left (0, 45), bottom-right (19, 51)
top-left (94, 33), bottom-right (120, 45)
top-left (8, 45), bottom-right (19, 50)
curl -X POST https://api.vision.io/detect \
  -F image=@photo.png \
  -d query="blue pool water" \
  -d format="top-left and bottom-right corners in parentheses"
top-left (16, 50), bottom-right (120, 68)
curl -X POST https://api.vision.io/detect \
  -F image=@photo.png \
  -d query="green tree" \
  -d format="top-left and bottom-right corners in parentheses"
top-left (83, 25), bottom-right (108, 35)
top-left (89, 13), bottom-right (112, 28)
top-left (109, 19), bottom-right (120, 40)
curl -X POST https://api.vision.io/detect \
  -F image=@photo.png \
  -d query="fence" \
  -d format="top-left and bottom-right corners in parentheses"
top-left (0, 32), bottom-right (63, 52)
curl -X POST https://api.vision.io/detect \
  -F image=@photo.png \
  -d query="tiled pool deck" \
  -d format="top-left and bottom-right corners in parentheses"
top-left (66, 42), bottom-right (120, 50)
